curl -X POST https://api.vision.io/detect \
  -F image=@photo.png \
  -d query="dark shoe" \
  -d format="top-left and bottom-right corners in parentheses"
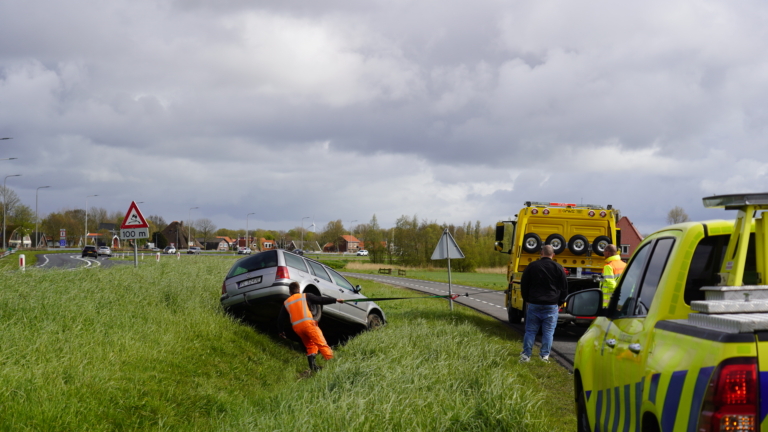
top-left (307, 354), bottom-right (322, 372)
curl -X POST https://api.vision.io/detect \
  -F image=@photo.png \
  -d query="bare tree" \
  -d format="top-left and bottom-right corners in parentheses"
top-left (667, 206), bottom-right (690, 224)
top-left (147, 215), bottom-right (168, 231)
top-left (196, 218), bottom-right (217, 249)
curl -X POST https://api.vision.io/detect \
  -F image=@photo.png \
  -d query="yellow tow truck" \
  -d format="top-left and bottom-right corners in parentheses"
top-left (494, 201), bottom-right (620, 325)
top-left (565, 192), bottom-right (768, 432)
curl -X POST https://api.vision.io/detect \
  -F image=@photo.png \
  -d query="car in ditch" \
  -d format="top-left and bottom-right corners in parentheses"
top-left (220, 249), bottom-right (386, 332)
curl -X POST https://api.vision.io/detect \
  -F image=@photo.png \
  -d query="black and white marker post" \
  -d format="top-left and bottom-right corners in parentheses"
top-left (430, 228), bottom-right (465, 311)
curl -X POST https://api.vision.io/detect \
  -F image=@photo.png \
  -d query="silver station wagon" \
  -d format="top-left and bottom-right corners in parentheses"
top-left (220, 249), bottom-right (385, 331)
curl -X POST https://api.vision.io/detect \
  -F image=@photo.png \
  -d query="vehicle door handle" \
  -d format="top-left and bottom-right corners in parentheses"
top-left (339, 289), bottom-right (344, 293)
top-left (314, 278), bottom-right (319, 283)
top-left (628, 343), bottom-right (642, 354)
top-left (605, 339), bottom-right (617, 348)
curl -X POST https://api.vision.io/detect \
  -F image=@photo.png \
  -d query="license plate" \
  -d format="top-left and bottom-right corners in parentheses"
top-left (238, 276), bottom-right (262, 289)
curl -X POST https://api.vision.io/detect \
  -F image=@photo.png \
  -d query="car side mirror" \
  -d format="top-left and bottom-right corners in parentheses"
top-left (353, 285), bottom-right (362, 294)
top-left (564, 288), bottom-right (604, 317)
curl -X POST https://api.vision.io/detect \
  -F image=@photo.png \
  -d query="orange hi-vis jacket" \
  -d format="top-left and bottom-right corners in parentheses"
top-left (285, 293), bottom-right (314, 327)
top-left (283, 293), bottom-right (334, 360)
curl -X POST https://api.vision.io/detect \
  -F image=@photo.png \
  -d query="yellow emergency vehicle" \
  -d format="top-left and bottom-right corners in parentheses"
top-left (494, 201), bottom-right (620, 324)
top-left (565, 192), bottom-right (768, 432)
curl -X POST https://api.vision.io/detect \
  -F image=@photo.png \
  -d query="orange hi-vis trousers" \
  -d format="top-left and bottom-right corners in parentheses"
top-left (293, 320), bottom-right (333, 360)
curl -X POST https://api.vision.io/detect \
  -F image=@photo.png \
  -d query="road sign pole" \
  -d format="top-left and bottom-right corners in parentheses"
top-left (446, 233), bottom-right (453, 311)
top-left (134, 241), bottom-right (138, 268)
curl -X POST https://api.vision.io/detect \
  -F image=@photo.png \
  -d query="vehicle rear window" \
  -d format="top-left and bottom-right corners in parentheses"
top-left (227, 250), bottom-right (278, 278)
top-left (684, 233), bottom-right (757, 304)
top-left (283, 252), bottom-right (308, 272)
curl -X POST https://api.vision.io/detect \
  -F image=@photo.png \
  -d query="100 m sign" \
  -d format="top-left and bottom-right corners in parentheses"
top-left (120, 228), bottom-right (149, 239)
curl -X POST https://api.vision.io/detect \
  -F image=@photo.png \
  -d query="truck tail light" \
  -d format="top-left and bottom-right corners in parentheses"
top-left (275, 266), bottom-right (290, 280)
top-left (698, 358), bottom-right (757, 432)
top-left (221, 281), bottom-right (227, 295)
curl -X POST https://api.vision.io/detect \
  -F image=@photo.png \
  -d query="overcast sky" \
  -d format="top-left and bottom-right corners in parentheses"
top-left (1, 0), bottom-right (767, 235)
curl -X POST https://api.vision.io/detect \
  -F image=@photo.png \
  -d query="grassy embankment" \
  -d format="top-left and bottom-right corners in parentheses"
top-left (0, 256), bottom-right (573, 431)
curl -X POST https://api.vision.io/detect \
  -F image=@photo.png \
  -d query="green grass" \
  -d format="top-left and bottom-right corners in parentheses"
top-left (346, 267), bottom-right (509, 291)
top-left (0, 259), bottom-right (574, 431)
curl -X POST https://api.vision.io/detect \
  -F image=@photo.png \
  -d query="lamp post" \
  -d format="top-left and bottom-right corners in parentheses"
top-left (300, 216), bottom-right (310, 250)
top-left (188, 207), bottom-right (198, 250)
top-left (3, 174), bottom-right (21, 250)
top-left (85, 195), bottom-right (98, 246)
top-left (246, 212), bottom-right (255, 252)
top-left (35, 186), bottom-right (50, 249)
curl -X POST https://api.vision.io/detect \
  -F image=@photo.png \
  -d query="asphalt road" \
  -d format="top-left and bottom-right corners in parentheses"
top-left (343, 272), bottom-right (587, 371)
top-left (36, 253), bottom-right (134, 270)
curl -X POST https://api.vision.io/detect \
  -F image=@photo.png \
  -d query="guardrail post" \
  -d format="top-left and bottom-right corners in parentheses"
top-left (19, 254), bottom-right (25, 272)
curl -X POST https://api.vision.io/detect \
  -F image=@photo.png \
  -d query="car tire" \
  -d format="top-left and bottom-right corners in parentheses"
top-left (507, 305), bottom-right (523, 324)
top-left (576, 377), bottom-right (591, 432)
top-left (568, 235), bottom-right (589, 255)
top-left (522, 233), bottom-right (542, 254)
top-left (367, 312), bottom-right (384, 330)
top-left (592, 236), bottom-right (611, 256)
top-left (303, 287), bottom-right (323, 322)
top-left (545, 234), bottom-right (567, 254)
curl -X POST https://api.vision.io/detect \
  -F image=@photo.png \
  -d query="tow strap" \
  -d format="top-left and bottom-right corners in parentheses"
top-left (341, 293), bottom-right (462, 303)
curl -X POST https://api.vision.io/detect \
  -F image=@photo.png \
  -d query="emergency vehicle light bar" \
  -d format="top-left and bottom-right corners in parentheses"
top-left (526, 201), bottom-right (606, 209)
top-left (703, 193), bottom-right (768, 209)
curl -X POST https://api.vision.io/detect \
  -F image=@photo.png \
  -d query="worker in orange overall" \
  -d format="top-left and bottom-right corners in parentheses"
top-left (278, 282), bottom-right (343, 371)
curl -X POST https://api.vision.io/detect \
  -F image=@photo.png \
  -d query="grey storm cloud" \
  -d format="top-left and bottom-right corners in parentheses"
top-left (1, 0), bottom-right (768, 234)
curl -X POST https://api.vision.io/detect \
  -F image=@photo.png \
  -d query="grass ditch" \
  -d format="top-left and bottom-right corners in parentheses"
top-left (0, 258), bottom-right (574, 431)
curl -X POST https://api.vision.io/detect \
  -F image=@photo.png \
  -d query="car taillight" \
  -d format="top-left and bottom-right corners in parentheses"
top-left (221, 281), bottom-right (227, 295)
top-left (275, 266), bottom-right (290, 280)
top-left (698, 358), bottom-right (757, 432)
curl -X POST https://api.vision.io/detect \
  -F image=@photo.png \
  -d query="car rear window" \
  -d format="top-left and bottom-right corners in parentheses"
top-left (283, 252), bottom-right (308, 272)
top-left (227, 250), bottom-right (278, 278)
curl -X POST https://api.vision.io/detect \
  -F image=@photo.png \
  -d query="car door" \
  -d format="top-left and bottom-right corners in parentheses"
top-left (327, 267), bottom-right (368, 324)
top-left (602, 237), bottom-right (675, 432)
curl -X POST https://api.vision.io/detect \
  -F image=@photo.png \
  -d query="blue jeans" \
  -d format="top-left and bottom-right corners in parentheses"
top-left (522, 303), bottom-right (559, 358)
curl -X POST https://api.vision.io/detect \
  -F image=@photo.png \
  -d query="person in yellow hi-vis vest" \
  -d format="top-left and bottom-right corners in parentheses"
top-left (278, 282), bottom-right (343, 372)
top-left (600, 244), bottom-right (626, 304)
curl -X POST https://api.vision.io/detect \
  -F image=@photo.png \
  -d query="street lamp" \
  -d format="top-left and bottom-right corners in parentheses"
top-left (349, 220), bottom-right (357, 232)
top-left (188, 207), bottom-right (198, 250)
top-left (246, 212), bottom-right (255, 251)
top-left (301, 216), bottom-right (309, 250)
top-left (35, 186), bottom-right (50, 249)
top-left (2, 174), bottom-right (21, 250)
top-left (85, 195), bottom-right (98, 246)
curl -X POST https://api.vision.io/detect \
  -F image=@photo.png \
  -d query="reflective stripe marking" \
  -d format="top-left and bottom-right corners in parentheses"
top-left (596, 390), bottom-right (603, 432)
top-left (760, 371), bottom-right (768, 424)
top-left (604, 388), bottom-right (611, 432)
top-left (649, 373), bottom-right (661, 405)
top-left (285, 295), bottom-right (313, 325)
top-left (635, 379), bottom-right (643, 432)
top-left (292, 317), bottom-right (313, 325)
top-left (613, 387), bottom-right (620, 432)
top-left (603, 275), bottom-right (617, 279)
top-left (623, 384), bottom-right (630, 432)
top-left (688, 367), bottom-right (714, 432)
top-left (661, 370), bottom-right (687, 432)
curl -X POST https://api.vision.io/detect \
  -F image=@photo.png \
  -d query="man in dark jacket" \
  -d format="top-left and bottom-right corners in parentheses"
top-left (520, 244), bottom-right (568, 363)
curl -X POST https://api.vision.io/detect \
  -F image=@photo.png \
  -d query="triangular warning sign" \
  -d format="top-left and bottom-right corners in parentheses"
top-left (120, 201), bottom-right (149, 229)
top-left (431, 229), bottom-right (465, 260)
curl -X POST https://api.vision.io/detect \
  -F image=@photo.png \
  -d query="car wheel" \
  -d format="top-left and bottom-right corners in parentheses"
top-left (568, 235), bottom-right (589, 255)
top-left (522, 233), bottom-right (542, 254)
top-left (367, 312), bottom-right (384, 330)
top-left (592, 236), bottom-right (611, 256)
top-left (576, 377), bottom-right (591, 432)
top-left (303, 288), bottom-right (323, 322)
top-left (545, 234), bottom-right (567, 254)
top-left (507, 303), bottom-right (522, 324)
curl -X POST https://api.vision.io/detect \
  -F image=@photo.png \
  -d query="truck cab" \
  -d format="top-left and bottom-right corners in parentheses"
top-left (494, 201), bottom-right (619, 325)
top-left (566, 193), bottom-right (768, 432)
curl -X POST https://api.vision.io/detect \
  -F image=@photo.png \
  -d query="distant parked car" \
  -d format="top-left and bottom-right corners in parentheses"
top-left (356, 249), bottom-right (369, 256)
top-left (188, 247), bottom-right (202, 255)
top-left (97, 246), bottom-right (112, 257)
top-left (237, 247), bottom-right (252, 255)
top-left (220, 249), bottom-right (386, 332)
top-left (163, 246), bottom-right (177, 254)
top-left (81, 245), bottom-right (98, 258)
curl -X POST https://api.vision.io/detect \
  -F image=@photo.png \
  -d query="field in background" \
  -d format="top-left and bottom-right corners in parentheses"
top-left (0, 257), bottom-right (572, 431)
top-left (345, 261), bottom-right (508, 290)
